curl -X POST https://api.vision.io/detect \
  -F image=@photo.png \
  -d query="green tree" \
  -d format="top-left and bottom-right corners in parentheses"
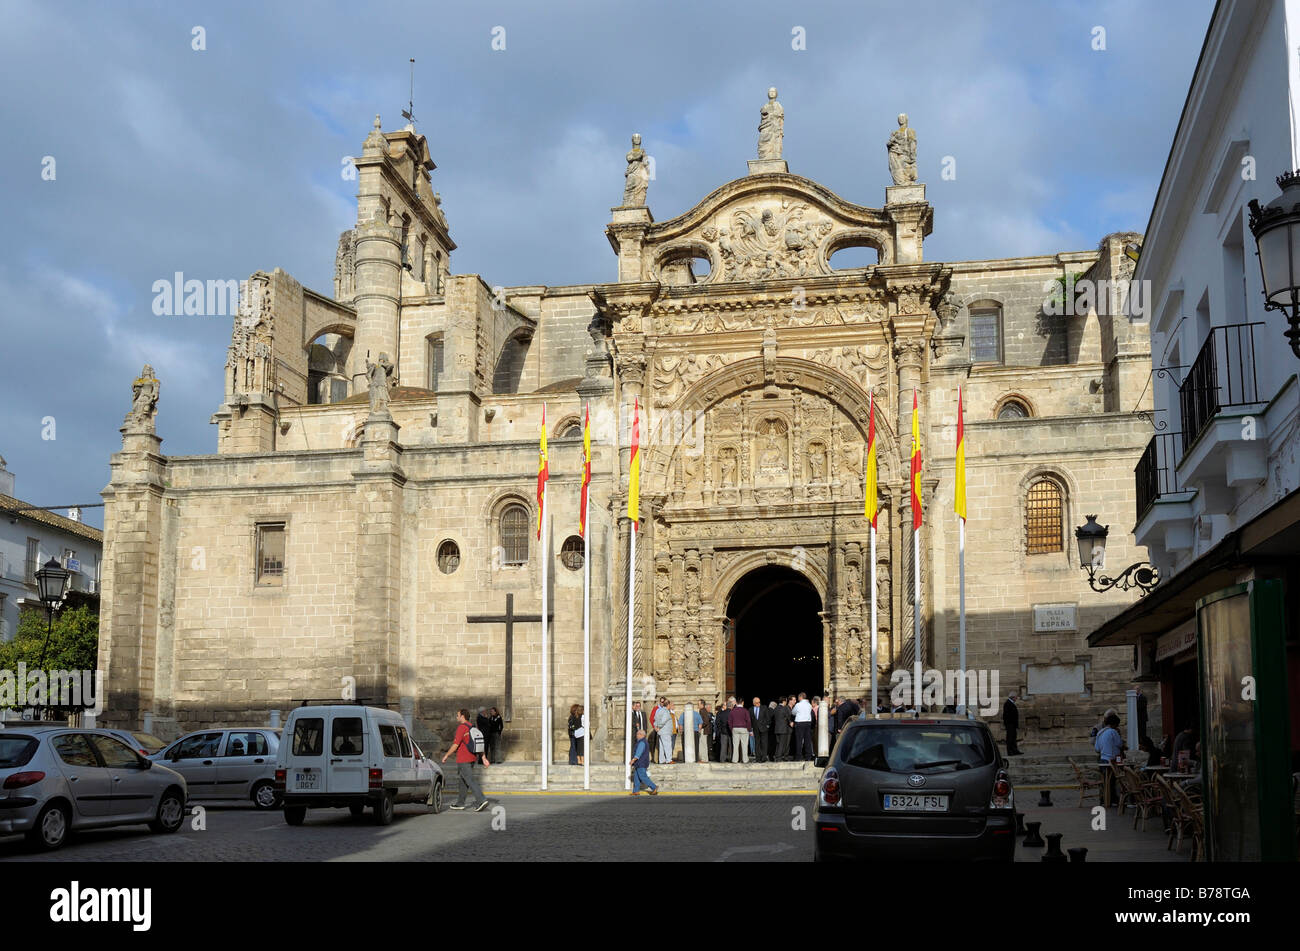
top-left (0, 604), bottom-right (99, 715)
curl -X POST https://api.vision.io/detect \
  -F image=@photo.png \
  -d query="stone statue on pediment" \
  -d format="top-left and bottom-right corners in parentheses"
top-left (124, 365), bottom-right (160, 433)
top-left (888, 113), bottom-right (917, 185)
top-left (366, 352), bottom-right (395, 416)
top-left (758, 88), bottom-right (784, 159)
top-left (622, 133), bottom-right (650, 207)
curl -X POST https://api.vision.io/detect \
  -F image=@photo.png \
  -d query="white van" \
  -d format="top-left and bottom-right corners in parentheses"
top-left (275, 704), bottom-right (443, 825)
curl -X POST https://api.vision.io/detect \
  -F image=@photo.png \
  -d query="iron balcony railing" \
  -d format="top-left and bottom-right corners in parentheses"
top-left (1178, 322), bottom-right (1263, 457)
top-left (1135, 431), bottom-right (1183, 523)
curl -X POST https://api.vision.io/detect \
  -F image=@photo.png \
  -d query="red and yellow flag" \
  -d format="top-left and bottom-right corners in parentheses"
top-left (955, 387), bottom-right (967, 521)
top-left (627, 398), bottom-right (641, 523)
top-left (537, 403), bottom-right (549, 539)
top-left (864, 394), bottom-right (878, 528)
top-left (910, 390), bottom-right (922, 530)
top-left (579, 404), bottom-right (592, 537)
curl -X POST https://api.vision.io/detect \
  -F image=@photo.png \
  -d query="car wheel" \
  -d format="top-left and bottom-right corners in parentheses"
top-left (251, 780), bottom-right (281, 810)
top-left (284, 806), bottom-right (306, 826)
top-left (373, 791), bottom-right (394, 826)
top-left (26, 802), bottom-right (70, 851)
top-left (149, 788), bottom-right (185, 834)
top-left (349, 803), bottom-right (366, 819)
top-left (428, 779), bottom-right (443, 814)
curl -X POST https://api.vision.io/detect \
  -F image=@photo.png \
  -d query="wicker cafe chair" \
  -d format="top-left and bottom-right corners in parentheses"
top-left (1114, 763), bottom-right (1142, 816)
top-left (1160, 774), bottom-right (1203, 860)
top-left (1068, 757), bottom-right (1101, 807)
top-left (1123, 766), bottom-right (1164, 832)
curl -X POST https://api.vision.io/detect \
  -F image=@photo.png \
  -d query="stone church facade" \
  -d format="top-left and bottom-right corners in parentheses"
top-left (99, 95), bottom-right (1157, 756)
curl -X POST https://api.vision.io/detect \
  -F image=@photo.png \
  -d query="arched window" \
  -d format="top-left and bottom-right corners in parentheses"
top-left (499, 504), bottom-right (530, 565)
top-left (560, 535), bottom-right (584, 570)
top-left (557, 419), bottom-right (582, 438)
top-left (997, 399), bottom-right (1030, 420)
top-left (1025, 479), bottom-right (1064, 554)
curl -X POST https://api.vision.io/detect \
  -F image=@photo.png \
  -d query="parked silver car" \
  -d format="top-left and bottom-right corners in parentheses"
top-left (0, 728), bottom-right (187, 850)
top-left (152, 728), bottom-right (282, 809)
top-left (98, 729), bottom-right (168, 757)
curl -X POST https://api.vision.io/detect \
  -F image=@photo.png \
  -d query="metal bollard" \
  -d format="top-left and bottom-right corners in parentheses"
top-left (1022, 820), bottom-right (1045, 847)
top-left (1015, 811), bottom-right (1026, 835)
top-left (1038, 789), bottom-right (1053, 807)
top-left (1068, 847), bottom-right (1088, 863)
top-left (1041, 832), bottom-right (1067, 863)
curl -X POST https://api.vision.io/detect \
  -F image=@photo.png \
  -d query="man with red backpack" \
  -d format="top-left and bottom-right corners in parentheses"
top-left (442, 708), bottom-right (492, 812)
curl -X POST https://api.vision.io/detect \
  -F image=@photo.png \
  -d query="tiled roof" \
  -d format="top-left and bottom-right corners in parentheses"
top-left (0, 493), bottom-right (103, 545)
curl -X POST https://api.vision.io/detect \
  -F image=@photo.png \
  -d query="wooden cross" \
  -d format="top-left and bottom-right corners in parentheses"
top-left (466, 592), bottom-right (553, 722)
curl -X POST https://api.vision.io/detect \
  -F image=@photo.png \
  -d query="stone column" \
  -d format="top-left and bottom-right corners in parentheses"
top-left (352, 216), bottom-right (402, 389)
top-left (683, 705), bottom-right (696, 763)
top-left (699, 548), bottom-right (717, 692)
top-left (817, 701), bottom-right (830, 757)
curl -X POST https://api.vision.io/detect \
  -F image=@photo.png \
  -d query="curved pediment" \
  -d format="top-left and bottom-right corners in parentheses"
top-left (646, 173), bottom-right (896, 284)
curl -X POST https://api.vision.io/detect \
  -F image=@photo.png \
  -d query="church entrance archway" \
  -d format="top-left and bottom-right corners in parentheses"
top-left (726, 565), bottom-right (823, 702)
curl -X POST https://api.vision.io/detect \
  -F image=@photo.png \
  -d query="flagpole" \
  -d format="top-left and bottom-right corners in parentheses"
top-left (913, 527), bottom-right (922, 710)
top-left (540, 470), bottom-right (549, 791)
top-left (869, 523), bottom-right (878, 717)
top-left (624, 520), bottom-right (636, 790)
top-left (959, 515), bottom-right (967, 717)
top-left (582, 462), bottom-right (591, 791)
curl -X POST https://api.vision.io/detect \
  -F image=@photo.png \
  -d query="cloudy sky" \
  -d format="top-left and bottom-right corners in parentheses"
top-left (0, 0), bottom-right (1214, 528)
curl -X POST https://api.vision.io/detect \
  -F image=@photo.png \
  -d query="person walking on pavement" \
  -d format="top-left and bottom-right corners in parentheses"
top-left (1002, 693), bottom-right (1022, 755)
top-left (567, 703), bottom-right (585, 766)
top-left (442, 708), bottom-right (492, 812)
top-left (629, 729), bottom-right (659, 796)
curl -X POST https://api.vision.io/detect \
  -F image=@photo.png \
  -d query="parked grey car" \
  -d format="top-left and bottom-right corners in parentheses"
top-left (98, 729), bottom-right (167, 757)
top-left (0, 728), bottom-right (187, 850)
top-left (152, 728), bottom-right (282, 809)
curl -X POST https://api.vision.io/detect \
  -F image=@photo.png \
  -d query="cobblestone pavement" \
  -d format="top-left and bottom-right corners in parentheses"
top-left (0, 794), bottom-right (814, 863)
top-left (0, 795), bottom-right (1187, 863)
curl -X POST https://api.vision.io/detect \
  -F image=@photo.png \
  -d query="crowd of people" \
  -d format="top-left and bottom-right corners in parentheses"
top-left (626, 693), bottom-right (880, 764)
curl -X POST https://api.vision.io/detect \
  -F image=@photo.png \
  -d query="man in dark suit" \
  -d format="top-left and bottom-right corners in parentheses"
top-left (773, 695), bottom-right (793, 761)
top-left (753, 698), bottom-right (773, 762)
top-left (1002, 694), bottom-right (1021, 755)
top-left (628, 700), bottom-right (647, 753)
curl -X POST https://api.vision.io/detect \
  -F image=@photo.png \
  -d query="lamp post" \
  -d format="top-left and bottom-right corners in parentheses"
top-left (1247, 171), bottom-right (1300, 359)
top-left (28, 558), bottom-right (70, 721)
top-left (1075, 515), bottom-right (1159, 597)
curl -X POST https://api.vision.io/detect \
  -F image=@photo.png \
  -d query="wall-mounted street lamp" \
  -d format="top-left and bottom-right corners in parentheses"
top-left (1247, 171), bottom-right (1300, 359)
top-left (1075, 515), bottom-right (1160, 597)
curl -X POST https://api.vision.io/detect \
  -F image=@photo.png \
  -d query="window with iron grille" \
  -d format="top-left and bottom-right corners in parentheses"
top-left (499, 505), bottom-right (529, 565)
top-left (256, 523), bottom-right (286, 585)
top-left (427, 335), bottom-right (444, 391)
top-left (25, 538), bottom-right (39, 583)
top-left (970, 308), bottom-right (1002, 363)
top-left (1025, 480), bottom-right (1063, 554)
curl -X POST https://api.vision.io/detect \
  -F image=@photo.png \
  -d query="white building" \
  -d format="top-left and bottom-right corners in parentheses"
top-left (1090, 0), bottom-right (1300, 861)
top-left (0, 456), bottom-right (103, 642)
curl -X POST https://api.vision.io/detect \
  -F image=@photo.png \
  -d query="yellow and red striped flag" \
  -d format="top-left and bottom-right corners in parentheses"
top-left (864, 394), bottom-right (878, 528)
top-left (627, 398), bottom-right (641, 522)
top-left (910, 390), bottom-right (923, 530)
top-left (579, 405), bottom-right (592, 537)
top-left (955, 387), bottom-right (967, 521)
top-left (537, 404), bottom-right (549, 539)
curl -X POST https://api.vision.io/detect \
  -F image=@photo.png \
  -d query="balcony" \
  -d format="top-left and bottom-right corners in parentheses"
top-left (1175, 322), bottom-right (1268, 515)
top-left (1134, 431), bottom-right (1195, 557)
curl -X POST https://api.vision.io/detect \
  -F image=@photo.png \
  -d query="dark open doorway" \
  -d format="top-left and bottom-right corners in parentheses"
top-left (727, 565), bottom-right (823, 702)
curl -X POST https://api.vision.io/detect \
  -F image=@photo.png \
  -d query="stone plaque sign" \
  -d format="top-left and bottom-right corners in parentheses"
top-left (1033, 603), bottom-right (1077, 632)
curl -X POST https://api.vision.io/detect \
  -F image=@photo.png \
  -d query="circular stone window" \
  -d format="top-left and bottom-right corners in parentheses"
top-left (560, 535), bottom-right (585, 571)
top-left (437, 540), bottom-right (461, 574)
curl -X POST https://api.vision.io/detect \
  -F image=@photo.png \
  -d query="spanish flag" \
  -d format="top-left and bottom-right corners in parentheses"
top-left (955, 387), bottom-right (967, 521)
top-left (579, 404), bottom-right (592, 537)
top-left (537, 404), bottom-right (549, 539)
top-left (627, 398), bottom-right (641, 523)
top-left (864, 394), bottom-right (878, 528)
top-left (910, 390), bottom-right (922, 530)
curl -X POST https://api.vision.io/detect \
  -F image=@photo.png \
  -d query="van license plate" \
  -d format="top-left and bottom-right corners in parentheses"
top-left (295, 772), bottom-right (320, 790)
top-left (883, 794), bottom-right (948, 812)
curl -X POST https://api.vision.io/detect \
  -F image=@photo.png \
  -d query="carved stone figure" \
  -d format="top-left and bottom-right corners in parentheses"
top-left (124, 365), bottom-right (160, 433)
top-left (669, 629), bottom-right (686, 681)
top-left (622, 133), bottom-right (650, 207)
top-left (808, 443), bottom-right (826, 482)
top-left (719, 448), bottom-right (738, 487)
top-left (846, 561), bottom-right (862, 607)
top-left (757, 87), bottom-right (784, 159)
top-left (703, 202), bottom-right (832, 281)
top-left (685, 568), bottom-right (700, 615)
top-left (656, 573), bottom-right (670, 617)
top-left (684, 634), bottom-right (699, 681)
top-left (365, 353), bottom-right (395, 416)
top-left (888, 113), bottom-right (918, 185)
top-left (846, 627), bottom-right (863, 678)
top-left (757, 420), bottom-right (788, 472)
